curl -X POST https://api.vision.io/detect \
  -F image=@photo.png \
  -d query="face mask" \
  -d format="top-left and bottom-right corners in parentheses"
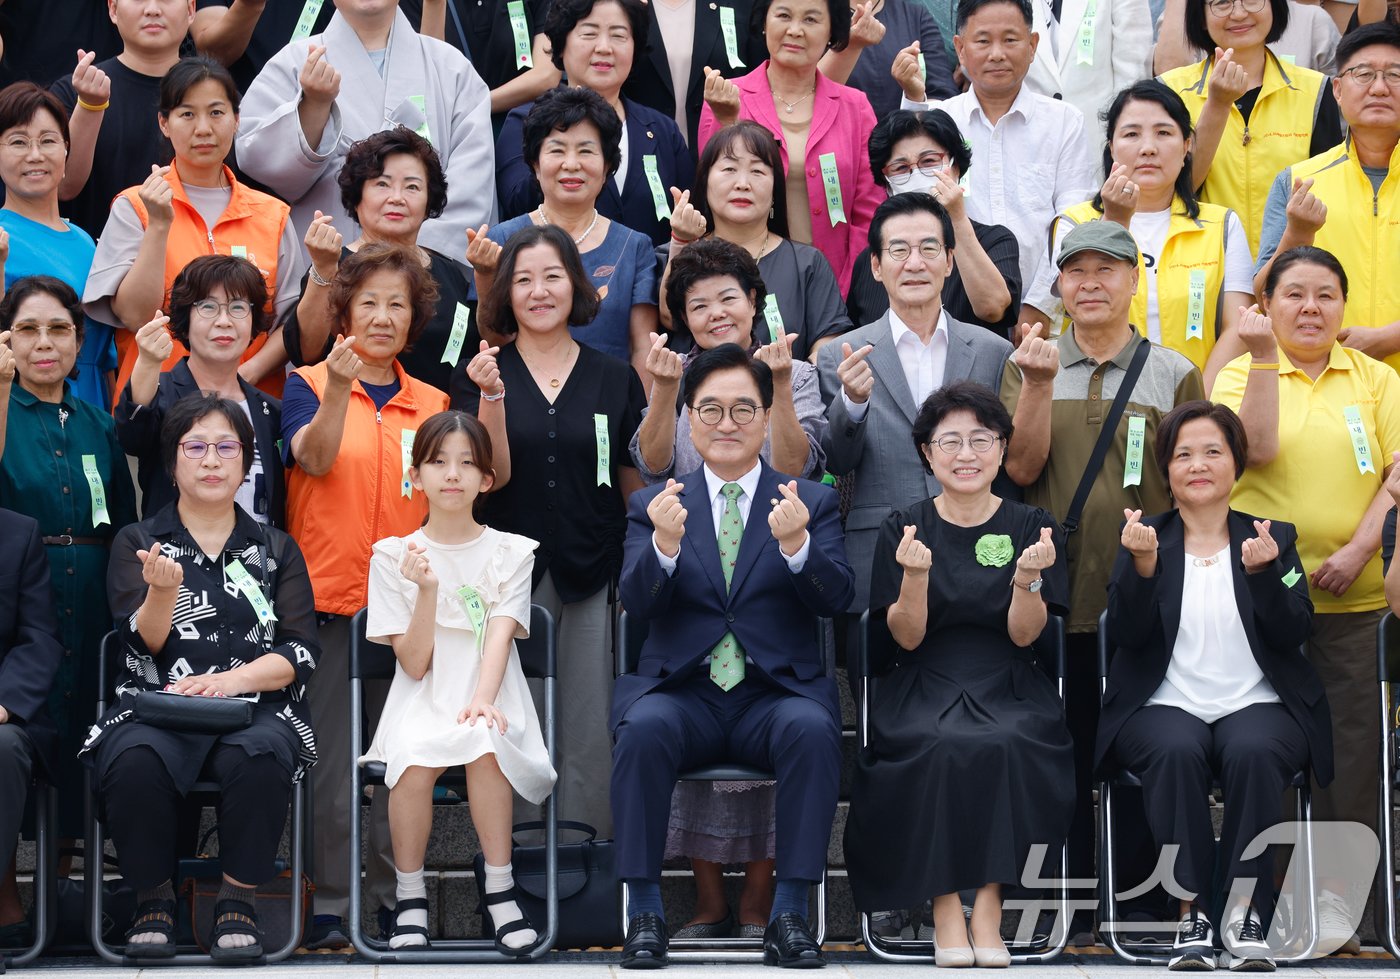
top-left (889, 168), bottom-right (944, 198)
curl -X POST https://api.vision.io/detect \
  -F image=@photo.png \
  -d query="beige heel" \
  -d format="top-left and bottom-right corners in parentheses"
top-left (973, 944), bottom-right (1012, 968)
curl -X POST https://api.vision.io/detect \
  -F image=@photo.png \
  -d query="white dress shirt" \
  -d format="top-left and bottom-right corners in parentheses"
top-left (653, 462), bottom-right (810, 572)
top-left (842, 308), bottom-right (949, 421)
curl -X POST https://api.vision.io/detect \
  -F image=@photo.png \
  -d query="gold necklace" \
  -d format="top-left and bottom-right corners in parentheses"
top-left (772, 87), bottom-right (814, 114)
top-left (521, 342), bottom-right (577, 388)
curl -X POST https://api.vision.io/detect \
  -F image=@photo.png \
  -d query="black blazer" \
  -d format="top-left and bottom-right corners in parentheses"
top-left (0, 509), bottom-right (64, 769)
top-left (113, 359), bottom-right (286, 528)
top-left (1097, 509), bottom-right (1333, 786)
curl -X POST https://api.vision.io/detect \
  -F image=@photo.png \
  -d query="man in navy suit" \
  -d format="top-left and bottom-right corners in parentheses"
top-left (611, 344), bottom-right (854, 969)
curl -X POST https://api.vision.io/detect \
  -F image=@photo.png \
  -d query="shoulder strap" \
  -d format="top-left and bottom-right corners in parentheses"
top-left (1063, 338), bottom-right (1151, 535)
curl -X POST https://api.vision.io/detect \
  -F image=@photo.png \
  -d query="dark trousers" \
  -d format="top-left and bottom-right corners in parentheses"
top-left (1113, 703), bottom-right (1308, 921)
top-left (101, 743), bottom-right (293, 889)
top-left (611, 670), bottom-right (840, 882)
top-left (0, 724), bottom-right (34, 873)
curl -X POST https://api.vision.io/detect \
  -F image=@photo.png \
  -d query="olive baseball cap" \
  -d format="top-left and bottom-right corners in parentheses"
top-left (1056, 221), bottom-right (1139, 267)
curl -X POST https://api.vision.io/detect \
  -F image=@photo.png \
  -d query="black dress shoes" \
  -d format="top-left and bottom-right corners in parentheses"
top-left (763, 912), bottom-right (825, 968)
top-left (621, 912), bottom-right (669, 969)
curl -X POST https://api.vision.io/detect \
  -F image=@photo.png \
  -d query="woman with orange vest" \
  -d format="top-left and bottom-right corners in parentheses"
top-left (82, 57), bottom-right (303, 405)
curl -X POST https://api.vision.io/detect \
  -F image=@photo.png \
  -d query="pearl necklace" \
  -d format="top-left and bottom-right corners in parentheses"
top-left (539, 206), bottom-right (599, 245)
top-left (773, 88), bottom-right (814, 114)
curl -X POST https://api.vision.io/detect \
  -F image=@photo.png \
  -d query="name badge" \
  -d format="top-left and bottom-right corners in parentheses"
top-left (507, 0), bottom-right (534, 68)
top-left (1123, 414), bottom-right (1145, 488)
top-left (456, 583), bottom-right (489, 654)
top-left (1186, 269), bottom-right (1206, 341)
top-left (401, 429), bottom-right (417, 498)
top-left (81, 454), bottom-right (110, 527)
top-left (818, 152), bottom-right (846, 227)
top-left (230, 245), bottom-right (248, 259)
top-left (291, 0), bottom-right (324, 41)
top-left (407, 95), bottom-right (432, 144)
top-left (1076, 0), bottom-right (1097, 66)
top-left (719, 7), bottom-right (746, 68)
top-left (643, 155), bottom-right (671, 221)
top-left (1343, 405), bottom-right (1377, 475)
top-left (594, 413), bottom-right (611, 487)
top-left (227, 559), bottom-right (277, 624)
top-left (763, 294), bottom-right (785, 340)
top-left (441, 303), bottom-right (472, 367)
top-left (917, 52), bottom-right (927, 89)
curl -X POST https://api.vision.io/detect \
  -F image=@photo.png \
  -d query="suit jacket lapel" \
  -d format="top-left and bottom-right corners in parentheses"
top-left (943, 319), bottom-right (975, 384)
top-left (1054, 0), bottom-right (1087, 71)
top-left (680, 472), bottom-right (729, 600)
top-left (867, 317), bottom-right (918, 425)
top-left (807, 75), bottom-right (840, 148)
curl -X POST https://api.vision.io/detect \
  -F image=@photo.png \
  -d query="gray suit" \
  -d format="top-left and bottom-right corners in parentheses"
top-left (817, 312), bottom-right (1013, 611)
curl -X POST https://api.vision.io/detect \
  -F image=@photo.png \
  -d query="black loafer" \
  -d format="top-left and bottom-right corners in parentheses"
top-left (763, 912), bottom-right (825, 968)
top-left (621, 912), bottom-right (669, 969)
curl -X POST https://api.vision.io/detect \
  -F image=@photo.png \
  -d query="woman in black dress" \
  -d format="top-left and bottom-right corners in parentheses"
top-left (844, 380), bottom-right (1073, 968)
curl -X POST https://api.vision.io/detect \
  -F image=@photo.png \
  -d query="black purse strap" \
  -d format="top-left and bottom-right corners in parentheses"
top-left (1063, 337), bottom-right (1151, 535)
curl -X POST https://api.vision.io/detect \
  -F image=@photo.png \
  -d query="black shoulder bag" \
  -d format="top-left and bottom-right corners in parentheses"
top-left (1061, 339), bottom-right (1151, 535)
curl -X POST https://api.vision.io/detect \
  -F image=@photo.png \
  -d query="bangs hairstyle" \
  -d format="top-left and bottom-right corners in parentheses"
top-left (682, 342), bottom-right (775, 410)
top-left (1097, 82), bottom-right (1198, 220)
top-left (159, 56), bottom-right (241, 116)
top-left (664, 236), bottom-right (767, 338)
top-left (751, 0), bottom-right (852, 50)
top-left (338, 126), bottom-right (448, 223)
top-left (1184, 0), bottom-right (1287, 54)
top-left (956, 0), bottom-right (1033, 32)
top-left (160, 393), bottom-right (257, 482)
top-left (0, 82), bottom-right (71, 151)
top-left (868, 109), bottom-right (972, 190)
top-left (410, 410), bottom-right (496, 514)
top-left (1153, 399), bottom-right (1248, 483)
top-left (911, 380), bottom-right (1012, 474)
top-left (543, 0), bottom-right (650, 70)
top-left (168, 254), bottom-right (270, 346)
top-left (479, 224), bottom-right (600, 337)
top-left (522, 87), bottom-right (623, 177)
top-left (0, 274), bottom-right (86, 347)
top-left (1262, 245), bottom-right (1349, 300)
top-left (693, 121), bottom-right (791, 238)
top-left (1335, 21), bottom-right (1400, 72)
top-left (328, 244), bottom-right (440, 353)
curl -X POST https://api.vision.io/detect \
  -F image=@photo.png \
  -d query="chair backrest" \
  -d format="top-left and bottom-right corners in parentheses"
top-left (97, 630), bottom-right (119, 715)
top-left (616, 610), bottom-right (832, 677)
top-left (1380, 611), bottom-right (1400, 684)
top-left (1096, 609), bottom-right (1110, 684)
top-left (349, 605), bottom-right (556, 682)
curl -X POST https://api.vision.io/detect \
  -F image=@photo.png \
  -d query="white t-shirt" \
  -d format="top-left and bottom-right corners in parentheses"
top-left (1147, 547), bottom-right (1280, 723)
top-left (234, 399), bottom-right (268, 524)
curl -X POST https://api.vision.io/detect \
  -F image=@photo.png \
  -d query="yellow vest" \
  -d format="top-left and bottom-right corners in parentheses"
top-left (1290, 137), bottom-right (1400, 372)
top-left (1053, 198), bottom-right (1231, 373)
top-left (1159, 50), bottom-right (1327, 252)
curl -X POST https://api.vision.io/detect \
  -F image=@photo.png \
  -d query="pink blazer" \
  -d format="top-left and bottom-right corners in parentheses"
top-left (698, 62), bottom-right (881, 297)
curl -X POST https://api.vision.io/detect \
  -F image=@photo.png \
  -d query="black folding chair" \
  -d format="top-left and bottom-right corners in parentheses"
top-left (1375, 611), bottom-right (1400, 959)
top-left (0, 778), bottom-right (57, 968)
top-left (346, 604), bottom-right (558, 961)
top-left (86, 631), bottom-right (308, 965)
top-left (614, 610), bottom-right (828, 960)
top-left (1096, 611), bottom-right (1318, 964)
top-left (855, 609), bottom-right (1072, 963)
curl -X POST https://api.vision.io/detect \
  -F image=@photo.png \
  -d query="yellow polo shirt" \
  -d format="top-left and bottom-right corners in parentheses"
top-left (1214, 345), bottom-right (1400, 613)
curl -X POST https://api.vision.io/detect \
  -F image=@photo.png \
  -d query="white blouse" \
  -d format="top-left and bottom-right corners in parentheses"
top-left (1146, 547), bottom-right (1280, 723)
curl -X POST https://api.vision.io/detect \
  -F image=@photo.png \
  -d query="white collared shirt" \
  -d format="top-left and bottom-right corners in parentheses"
top-left (652, 462), bottom-right (810, 572)
top-left (842, 308), bottom-right (949, 421)
top-left (902, 85), bottom-right (1100, 318)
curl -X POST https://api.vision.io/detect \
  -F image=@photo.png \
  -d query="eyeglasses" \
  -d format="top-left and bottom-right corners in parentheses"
top-left (1, 134), bottom-right (64, 154)
top-left (883, 239), bottom-right (946, 262)
top-left (1339, 64), bottom-right (1400, 87)
top-left (691, 402), bottom-right (762, 426)
top-left (193, 299), bottom-right (253, 320)
top-left (1205, 0), bottom-right (1266, 16)
top-left (928, 433), bottom-right (1001, 453)
top-left (882, 152), bottom-right (951, 185)
top-left (179, 440), bottom-right (244, 460)
top-left (9, 323), bottom-right (76, 340)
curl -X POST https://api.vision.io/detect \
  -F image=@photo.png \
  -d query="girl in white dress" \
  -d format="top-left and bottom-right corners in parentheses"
top-left (364, 410), bottom-right (555, 952)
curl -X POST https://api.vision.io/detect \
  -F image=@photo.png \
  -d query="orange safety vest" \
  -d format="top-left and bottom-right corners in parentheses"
top-left (285, 360), bottom-right (450, 616)
top-left (112, 162), bottom-right (291, 406)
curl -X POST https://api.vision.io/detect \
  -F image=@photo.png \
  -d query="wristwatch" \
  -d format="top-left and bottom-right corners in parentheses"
top-left (1013, 576), bottom-right (1044, 593)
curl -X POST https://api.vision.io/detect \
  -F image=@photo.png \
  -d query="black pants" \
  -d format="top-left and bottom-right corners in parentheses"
top-left (0, 724), bottom-right (34, 874)
top-left (1113, 702), bottom-right (1308, 921)
top-left (101, 743), bottom-right (293, 889)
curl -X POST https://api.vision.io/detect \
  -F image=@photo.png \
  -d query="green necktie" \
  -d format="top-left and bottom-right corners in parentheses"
top-left (710, 482), bottom-right (746, 690)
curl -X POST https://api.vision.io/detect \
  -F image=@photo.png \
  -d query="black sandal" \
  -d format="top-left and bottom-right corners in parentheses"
top-left (210, 898), bottom-right (265, 964)
top-left (483, 888), bottom-right (539, 957)
top-left (124, 898), bottom-right (178, 959)
top-left (389, 897), bottom-right (431, 948)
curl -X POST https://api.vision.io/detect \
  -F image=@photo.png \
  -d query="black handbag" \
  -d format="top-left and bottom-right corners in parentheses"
top-left (133, 689), bottom-right (253, 734)
top-left (472, 820), bottom-right (620, 949)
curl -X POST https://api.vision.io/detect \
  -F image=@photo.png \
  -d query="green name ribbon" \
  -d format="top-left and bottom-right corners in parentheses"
top-left (1282, 567), bottom-right (1302, 588)
top-left (507, 0), bottom-right (534, 68)
top-left (594, 413), bottom-right (611, 487)
top-left (1343, 405), bottom-right (1377, 475)
top-left (441, 303), bottom-right (472, 367)
top-left (81, 454), bottom-right (110, 527)
top-left (763, 294), bottom-right (785, 340)
top-left (291, 0), bottom-right (324, 40)
top-left (230, 245), bottom-right (248, 259)
top-left (1123, 414), bottom-right (1145, 487)
top-left (642, 155), bottom-right (671, 221)
top-left (917, 52), bottom-right (927, 89)
top-left (401, 429), bottom-right (417, 498)
top-left (1186, 269), bottom-right (1206, 341)
top-left (456, 583), bottom-right (489, 654)
top-left (818, 152), bottom-right (846, 227)
top-left (719, 7), bottom-right (746, 68)
top-left (227, 559), bottom-right (277, 623)
top-left (407, 95), bottom-right (432, 144)
top-left (1076, 0), bottom-right (1097, 65)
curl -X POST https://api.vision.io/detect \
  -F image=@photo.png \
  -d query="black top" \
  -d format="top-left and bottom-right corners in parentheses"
top-left (1234, 83), bottom-right (1343, 159)
top-left (399, 0), bottom-right (550, 116)
top-left (451, 342), bottom-right (647, 602)
top-left (195, 0), bottom-right (337, 95)
top-left (113, 358), bottom-right (287, 528)
top-left (846, 218), bottom-right (1022, 338)
top-left (1383, 507), bottom-right (1396, 573)
top-left (51, 58), bottom-right (174, 239)
top-left (0, 509), bottom-right (62, 755)
top-left (0, 0), bottom-right (122, 89)
top-left (281, 246), bottom-right (480, 394)
top-left (843, 0), bottom-right (958, 118)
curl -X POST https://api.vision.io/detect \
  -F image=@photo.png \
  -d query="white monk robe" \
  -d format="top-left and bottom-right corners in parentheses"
top-left (236, 7), bottom-right (496, 260)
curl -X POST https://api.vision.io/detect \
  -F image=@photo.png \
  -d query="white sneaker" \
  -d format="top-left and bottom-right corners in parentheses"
top-left (1222, 905), bottom-right (1274, 972)
top-left (1316, 889), bottom-right (1361, 955)
top-left (1169, 907), bottom-right (1216, 972)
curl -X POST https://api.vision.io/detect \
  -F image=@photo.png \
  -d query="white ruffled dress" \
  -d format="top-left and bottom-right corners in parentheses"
top-left (361, 527), bottom-right (556, 803)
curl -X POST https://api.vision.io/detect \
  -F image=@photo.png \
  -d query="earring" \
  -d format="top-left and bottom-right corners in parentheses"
top-left (769, 205), bottom-right (775, 220)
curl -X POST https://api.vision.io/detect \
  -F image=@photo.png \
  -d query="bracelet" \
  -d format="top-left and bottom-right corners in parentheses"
top-left (77, 98), bottom-right (110, 112)
top-left (670, 233), bottom-right (695, 245)
top-left (1248, 361), bottom-right (1280, 371)
top-left (308, 265), bottom-right (333, 288)
top-left (481, 387), bottom-right (506, 402)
